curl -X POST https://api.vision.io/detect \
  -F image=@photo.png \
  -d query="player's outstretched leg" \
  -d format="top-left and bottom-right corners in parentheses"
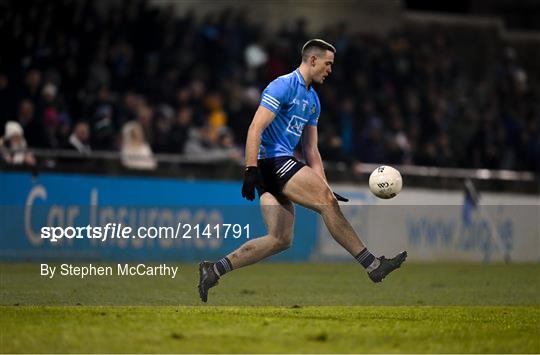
top-left (198, 193), bottom-right (294, 302)
top-left (283, 166), bottom-right (407, 282)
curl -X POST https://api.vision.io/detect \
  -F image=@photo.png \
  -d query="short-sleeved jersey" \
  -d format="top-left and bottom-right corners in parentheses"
top-left (258, 69), bottom-right (321, 159)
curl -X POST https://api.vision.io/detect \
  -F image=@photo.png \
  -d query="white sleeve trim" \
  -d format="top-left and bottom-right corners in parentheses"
top-left (261, 98), bottom-right (279, 109)
top-left (262, 94), bottom-right (280, 106)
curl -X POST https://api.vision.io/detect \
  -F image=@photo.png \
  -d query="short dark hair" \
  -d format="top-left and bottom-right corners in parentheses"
top-left (301, 39), bottom-right (336, 62)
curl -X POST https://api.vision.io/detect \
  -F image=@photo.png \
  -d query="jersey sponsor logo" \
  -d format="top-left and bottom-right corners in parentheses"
top-left (286, 115), bottom-right (308, 137)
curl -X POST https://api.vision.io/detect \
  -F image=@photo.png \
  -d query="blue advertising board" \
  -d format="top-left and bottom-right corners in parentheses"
top-left (0, 172), bottom-right (318, 261)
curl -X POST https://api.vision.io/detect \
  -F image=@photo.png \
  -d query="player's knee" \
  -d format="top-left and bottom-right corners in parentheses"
top-left (311, 189), bottom-right (338, 214)
top-left (270, 234), bottom-right (292, 252)
top-left (320, 188), bottom-right (338, 207)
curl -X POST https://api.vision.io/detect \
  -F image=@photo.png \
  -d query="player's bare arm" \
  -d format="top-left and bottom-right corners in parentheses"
top-left (245, 106), bottom-right (276, 167)
top-left (241, 106), bottom-right (276, 201)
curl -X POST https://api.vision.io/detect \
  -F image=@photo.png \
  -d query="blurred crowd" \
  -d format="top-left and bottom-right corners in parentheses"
top-left (0, 0), bottom-right (538, 172)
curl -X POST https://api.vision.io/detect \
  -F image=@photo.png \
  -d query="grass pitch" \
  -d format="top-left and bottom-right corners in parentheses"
top-left (1, 263), bottom-right (539, 353)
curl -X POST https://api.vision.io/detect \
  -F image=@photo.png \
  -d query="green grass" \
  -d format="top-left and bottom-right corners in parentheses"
top-left (1, 263), bottom-right (539, 353)
top-left (2, 306), bottom-right (538, 353)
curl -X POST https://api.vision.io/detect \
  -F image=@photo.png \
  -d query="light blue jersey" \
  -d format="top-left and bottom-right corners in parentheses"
top-left (258, 69), bottom-right (321, 159)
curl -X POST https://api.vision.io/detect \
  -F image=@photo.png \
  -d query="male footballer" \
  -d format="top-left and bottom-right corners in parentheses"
top-left (198, 39), bottom-right (406, 302)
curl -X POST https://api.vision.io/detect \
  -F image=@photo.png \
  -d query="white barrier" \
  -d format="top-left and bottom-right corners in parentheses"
top-left (314, 186), bottom-right (540, 262)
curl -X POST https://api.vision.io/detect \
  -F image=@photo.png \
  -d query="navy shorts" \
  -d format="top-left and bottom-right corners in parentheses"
top-left (256, 156), bottom-right (305, 197)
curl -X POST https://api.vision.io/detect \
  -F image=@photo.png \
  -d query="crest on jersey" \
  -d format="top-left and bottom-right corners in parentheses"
top-left (302, 100), bottom-right (309, 112)
top-left (311, 104), bottom-right (316, 114)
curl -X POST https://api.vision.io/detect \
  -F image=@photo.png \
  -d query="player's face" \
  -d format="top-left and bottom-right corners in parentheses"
top-left (312, 50), bottom-right (334, 84)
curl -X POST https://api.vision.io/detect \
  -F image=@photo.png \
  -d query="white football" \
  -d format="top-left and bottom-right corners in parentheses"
top-left (369, 165), bottom-right (402, 199)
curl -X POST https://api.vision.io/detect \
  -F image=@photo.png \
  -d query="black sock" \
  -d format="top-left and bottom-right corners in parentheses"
top-left (355, 248), bottom-right (379, 271)
top-left (213, 257), bottom-right (233, 277)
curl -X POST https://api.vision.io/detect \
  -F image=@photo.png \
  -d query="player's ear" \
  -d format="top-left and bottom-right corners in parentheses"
top-left (310, 55), bottom-right (317, 67)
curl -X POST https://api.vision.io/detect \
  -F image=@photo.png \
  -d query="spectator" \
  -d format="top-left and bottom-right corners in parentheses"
top-left (67, 121), bottom-right (91, 155)
top-left (0, 2), bottom-right (537, 172)
top-left (20, 69), bottom-right (42, 104)
top-left (152, 105), bottom-right (175, 153)
top-left (90, 86), bottom-right (116, 150)
top-left (16, 99), bottom-right (43, 147)
top-left (386, 116), bottom-right (412, 165)
top-left (338, 97), bottom-right (356, 155)
top-left (0, 121), bottom-right (36, 166)
top-left (205, 92), bottom-right (228, 142)
top-left (40, 82), bottom-right (71, 148)
top-left (184, 125), bottom-right (237, 162)
top-left (135, 104), bottom-right (155, 146)
top-left (216, 127), bottom-right (243, 162)
top-left (170, 107), bottom-right (194, 154)
top-left (120, 121), bottom-right (157, 170)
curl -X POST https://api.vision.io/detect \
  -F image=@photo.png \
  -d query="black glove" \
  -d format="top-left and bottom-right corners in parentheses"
top-left (333, 192), bottom-right (349, 202)
top-left (241, 166), bottom-right (259, 201)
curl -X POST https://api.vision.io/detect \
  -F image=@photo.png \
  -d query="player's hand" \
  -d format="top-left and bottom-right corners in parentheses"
top-left (241, 166), bottom-right (259, 201)
top-left (333, 192), bottom-right (349, 202)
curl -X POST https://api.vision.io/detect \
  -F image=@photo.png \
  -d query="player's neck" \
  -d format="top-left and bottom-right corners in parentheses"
top-left (298, 66), bottom-right (312, 88)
